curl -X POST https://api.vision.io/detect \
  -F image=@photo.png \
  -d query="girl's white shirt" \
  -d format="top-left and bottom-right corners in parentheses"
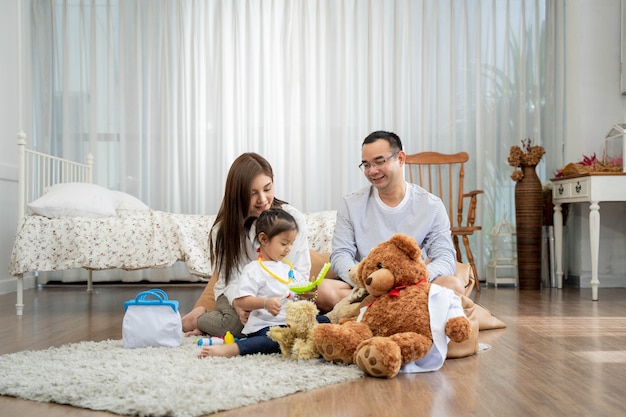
top-left (237, 259), bottom-right (306, 334)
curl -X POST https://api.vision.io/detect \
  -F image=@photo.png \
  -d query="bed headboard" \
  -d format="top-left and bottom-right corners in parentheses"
top-left (17, 131), bottom-right (94, 220)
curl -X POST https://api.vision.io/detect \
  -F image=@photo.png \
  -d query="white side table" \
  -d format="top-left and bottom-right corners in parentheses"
top-left (552, 172), bottom-right (626, 300)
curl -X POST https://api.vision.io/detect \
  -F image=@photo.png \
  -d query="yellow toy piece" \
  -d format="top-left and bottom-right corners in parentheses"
top-left (223, 331), bottom-right (235, 344)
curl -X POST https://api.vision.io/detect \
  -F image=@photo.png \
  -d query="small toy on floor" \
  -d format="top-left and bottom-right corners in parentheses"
top-left (196, 331), bottom-right (239, 346)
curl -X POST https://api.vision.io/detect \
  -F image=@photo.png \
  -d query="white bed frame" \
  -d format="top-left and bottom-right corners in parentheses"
top-left (15, 132), bottom-right (94, 315)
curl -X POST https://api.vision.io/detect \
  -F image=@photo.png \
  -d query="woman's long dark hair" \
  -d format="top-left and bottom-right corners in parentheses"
top-left (209, 153), bottom-right (286, 284)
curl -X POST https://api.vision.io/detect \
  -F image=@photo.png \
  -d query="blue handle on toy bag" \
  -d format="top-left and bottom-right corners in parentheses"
top-left (123, 288), bottom-right (179, 313)
top-left (138, 288), bottom-right (168, 301)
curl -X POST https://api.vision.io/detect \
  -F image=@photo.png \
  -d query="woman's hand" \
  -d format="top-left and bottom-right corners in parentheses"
top-left (295, 289), bottom-right (319, 303)
top-left (181, 306), bottom-right (207, 332)
top-left (232, 299), bottom-right (250, 325)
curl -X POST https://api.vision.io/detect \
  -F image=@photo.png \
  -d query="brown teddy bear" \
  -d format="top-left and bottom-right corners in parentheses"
top-left (267, 300), bottom-right (321, 361)
top-left (312, 233), bottom-right (472, 378)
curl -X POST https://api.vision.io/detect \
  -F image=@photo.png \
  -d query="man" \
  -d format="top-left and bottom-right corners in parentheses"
top-left (330, 130), bottom-right (465, 295)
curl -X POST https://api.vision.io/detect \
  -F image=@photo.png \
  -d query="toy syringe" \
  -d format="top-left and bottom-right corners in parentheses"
top-left (289, 262), bottom-right (331, 294)
top-left (197, 331), bottom-right (237, 346)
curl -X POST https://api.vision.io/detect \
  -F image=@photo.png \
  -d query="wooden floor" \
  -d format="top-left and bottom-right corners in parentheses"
top-left (1, 282), bottom-right (626, 417)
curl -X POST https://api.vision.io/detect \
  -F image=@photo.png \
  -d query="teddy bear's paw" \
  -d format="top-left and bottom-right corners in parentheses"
top-left (388, 332), bottom-right (432, 362)
top-left (291, 340), bottom-right (320, 361)
top-left (312, 322), bottom-right (372, 364)
top-left (267, 327), bottom-right (295, 358)
top-left (445, 316), bottom-right (472, 343)
top-left (354, 337), bottom-right (402, 378)
top-left (315, 340), bottom-right (353, 364)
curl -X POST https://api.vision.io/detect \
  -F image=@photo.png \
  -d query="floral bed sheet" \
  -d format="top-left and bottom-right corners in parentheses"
top-left (9, 209), bottom-right (338, 278)
top-left (9, 210), bottom-right (216, 277)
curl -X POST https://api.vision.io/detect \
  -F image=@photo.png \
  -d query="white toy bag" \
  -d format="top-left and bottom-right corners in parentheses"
top-left (122, 288), bottom-right (183, 349)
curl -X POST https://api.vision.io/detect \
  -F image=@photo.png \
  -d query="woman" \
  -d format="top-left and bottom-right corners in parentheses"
top-left (182, 153), bottom-right (336, 338)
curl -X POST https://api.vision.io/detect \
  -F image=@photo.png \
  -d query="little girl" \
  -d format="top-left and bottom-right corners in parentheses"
top-left (198, 208), bottom-right (329, 358)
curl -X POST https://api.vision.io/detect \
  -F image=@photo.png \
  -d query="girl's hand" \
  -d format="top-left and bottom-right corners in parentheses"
top-left (263, 297), bottom-right (282, 316)
top-left (296, 289), bottom-right (319, 303)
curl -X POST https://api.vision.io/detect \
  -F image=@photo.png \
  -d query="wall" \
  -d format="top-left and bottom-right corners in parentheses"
top-left (561, 0), bottom-right (626, 288)
top-left (0, 0), bottom-right (32, 295)
top-left (0, 0), bottom-right (625, 295)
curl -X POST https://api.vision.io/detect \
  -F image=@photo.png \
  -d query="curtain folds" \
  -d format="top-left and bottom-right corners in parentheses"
top-left (31, 0), bottom-right (558, 278)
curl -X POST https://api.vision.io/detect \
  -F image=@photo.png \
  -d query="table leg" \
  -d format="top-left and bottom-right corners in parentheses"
top-left (589, 202), bottom-right (600, 301)
top-left (553, 203), bottom-right (563, 289)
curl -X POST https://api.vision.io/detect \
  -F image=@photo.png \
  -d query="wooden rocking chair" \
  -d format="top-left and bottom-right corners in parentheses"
top-left (405, 151), bottom-right (484, 292)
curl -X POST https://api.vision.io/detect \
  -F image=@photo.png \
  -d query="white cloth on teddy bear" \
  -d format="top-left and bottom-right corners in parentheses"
top-left (401, 284), bottom-right (465, 373)
top-left (357, 283), bottom-right (465, 373)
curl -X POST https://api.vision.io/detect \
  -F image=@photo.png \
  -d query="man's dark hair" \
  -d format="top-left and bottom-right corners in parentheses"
top-left (362, 130), bottom-right (403, 151)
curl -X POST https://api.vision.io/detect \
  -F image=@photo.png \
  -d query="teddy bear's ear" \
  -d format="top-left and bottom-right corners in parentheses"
top-left (348, 264), bottom-right (360, 286)
top-left (355, 259), bottom-right (367, 286)
top-left (389, 233), bottom-right (421, 261)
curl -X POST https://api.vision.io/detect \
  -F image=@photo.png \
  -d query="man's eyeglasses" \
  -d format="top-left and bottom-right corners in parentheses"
top-left (358, 152), bottom-right (399, 172)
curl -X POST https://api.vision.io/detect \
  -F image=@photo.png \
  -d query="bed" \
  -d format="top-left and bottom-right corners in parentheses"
top-left (9, 134), bottom-right (215, 315)
top-left (9, 135), bottom-right (336, 316)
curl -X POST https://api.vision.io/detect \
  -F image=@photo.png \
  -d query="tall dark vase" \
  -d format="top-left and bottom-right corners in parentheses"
top-left (514, 164), bottom-right (543, 290)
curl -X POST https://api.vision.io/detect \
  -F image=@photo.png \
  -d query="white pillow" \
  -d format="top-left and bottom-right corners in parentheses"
top-left (27, 183), bottom-right (149, 218)
top-left (111, 190), bottom-right (150, 211)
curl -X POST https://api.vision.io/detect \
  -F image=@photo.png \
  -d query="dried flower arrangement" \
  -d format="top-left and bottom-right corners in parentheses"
top-left (507, 138), bottom-right (545, 181)
top-left (555, 153), bottom-right (622, 177)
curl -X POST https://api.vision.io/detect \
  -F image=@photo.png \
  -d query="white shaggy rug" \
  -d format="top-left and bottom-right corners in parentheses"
top-left (0, 338), bottom-right (363, 417)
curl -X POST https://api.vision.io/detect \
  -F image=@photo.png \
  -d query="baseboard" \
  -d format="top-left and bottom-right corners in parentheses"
top-left (564, 274), bottom-right (626, 288)
top-left (0, 274), bottom-right (36, 295)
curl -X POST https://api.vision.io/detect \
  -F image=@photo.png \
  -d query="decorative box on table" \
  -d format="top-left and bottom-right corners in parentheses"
top-left (603, 123), bottom-right (626, 171)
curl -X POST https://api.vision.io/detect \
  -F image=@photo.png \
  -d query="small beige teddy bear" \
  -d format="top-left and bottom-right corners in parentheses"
top-left (267, 300), bottom-right (321, 360)
top-left (324, 265), bottom-right (372, 324)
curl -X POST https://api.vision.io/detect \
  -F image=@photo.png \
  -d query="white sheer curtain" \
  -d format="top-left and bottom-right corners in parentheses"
top-left (31, 0), bottom-right (558, 279)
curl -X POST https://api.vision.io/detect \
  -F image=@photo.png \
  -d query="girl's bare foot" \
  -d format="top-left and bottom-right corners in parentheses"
top-left (182, 306), bottom-right (207, 332)
top-left (198, 343), bottom-right (240, 358)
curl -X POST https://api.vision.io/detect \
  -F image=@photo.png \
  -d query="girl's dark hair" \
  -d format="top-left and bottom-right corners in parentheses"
top-left (362, 130), bottom-right (403, 152)
top-left (209, 153), bottom-right (287, 284)
top-left (245, 208), bottom-right (299, 243)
